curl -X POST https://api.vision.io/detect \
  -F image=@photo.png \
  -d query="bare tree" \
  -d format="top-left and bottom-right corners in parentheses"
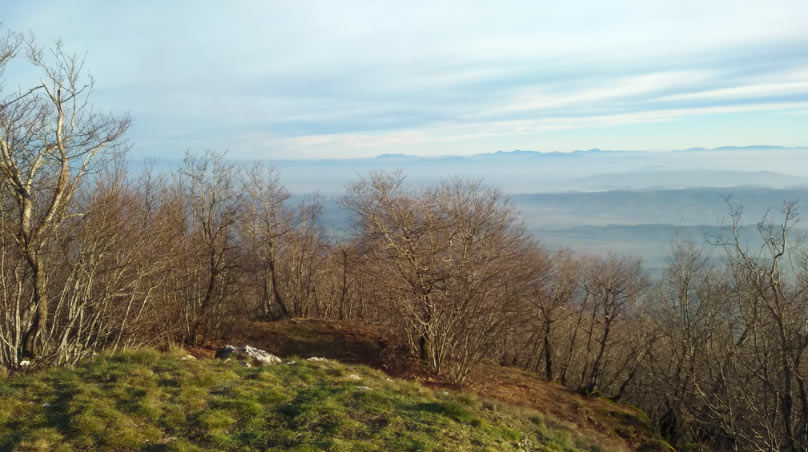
top-left (630, 203), bottom-right (808, 451)
top-left (0, 30), bottom-right (130, 364)
top-left (176, 151), bottom-right (242, 343)
top-left (312, 241), bottom-right (360, 320)
top-left (575, 254), bottom-right (648, 395)
top-left (345, 172), bottom-right (531, 383)
top-left (240, 163), bottom-right (325, 319)
top-left (524, 248), bottom-right (577, 381)
top-left (719, 201), bottom-right (808, 451)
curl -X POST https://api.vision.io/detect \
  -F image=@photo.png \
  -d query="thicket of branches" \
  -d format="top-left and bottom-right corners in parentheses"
top-left (5, 30), bottom-right (808, 451)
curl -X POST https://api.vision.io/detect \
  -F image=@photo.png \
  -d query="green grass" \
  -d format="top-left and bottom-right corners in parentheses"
top-left (0, 350), bottom-right (608, 451)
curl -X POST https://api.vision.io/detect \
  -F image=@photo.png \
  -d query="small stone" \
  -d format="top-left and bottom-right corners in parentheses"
top-left (19, 360), bottom-right (31, 367)
top-left (347, 374), bottom-right (362, 381)
top-left (357, 386), bottom-right (371, 392)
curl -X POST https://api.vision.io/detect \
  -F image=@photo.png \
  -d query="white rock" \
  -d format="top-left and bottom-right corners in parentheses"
top-left (357, 386), bottom-right (371, 392)
top-left (307, 357), bottom-right (328, 362)
top-left (19, 360), bottom-right (31, 367)
top-left (347, 374), bottom-right (362, 381)
top-left (215, 345), bottom-right (281, 366)
top-left (180, 355), bottom-right (196, 361)
top-left (244, 345), bottom-right (282, 365)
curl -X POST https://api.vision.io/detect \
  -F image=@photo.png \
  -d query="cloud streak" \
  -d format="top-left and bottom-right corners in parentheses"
top-left (3, 0), bottom-right (808, 158)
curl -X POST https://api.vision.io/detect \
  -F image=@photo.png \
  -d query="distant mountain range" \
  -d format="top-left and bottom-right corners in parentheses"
top-left (255, 145), bottom-right (808, 194)
top-left (372, 145), bottom-right (807, 160)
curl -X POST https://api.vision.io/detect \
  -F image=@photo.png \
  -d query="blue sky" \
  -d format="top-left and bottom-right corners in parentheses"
top-left (3, 0), bottom-right (808, 158)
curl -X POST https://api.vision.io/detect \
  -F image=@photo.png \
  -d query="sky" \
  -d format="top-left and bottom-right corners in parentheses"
top-left (2, 0), bottom-right (808, 159)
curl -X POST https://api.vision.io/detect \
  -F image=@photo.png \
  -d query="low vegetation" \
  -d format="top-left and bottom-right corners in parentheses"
top-left (0, 349), bottom-right (631, 452)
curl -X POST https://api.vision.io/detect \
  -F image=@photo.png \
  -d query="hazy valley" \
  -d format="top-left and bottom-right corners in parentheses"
top-left (254, 146), bottom-right (808, 274)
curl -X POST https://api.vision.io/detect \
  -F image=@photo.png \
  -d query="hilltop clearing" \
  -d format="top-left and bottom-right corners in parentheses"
top-left (0, 348), bottom-right (670, 452)
top-left (194, 319), bottom-right (671, 451)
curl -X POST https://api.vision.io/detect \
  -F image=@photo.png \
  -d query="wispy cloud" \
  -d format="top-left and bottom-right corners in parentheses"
top-left (658, 81), bottom-right (808, 102)
top-left (273, 100), bottom-right (808, 157)
top-left (4, 0), bottom-right (808, 158)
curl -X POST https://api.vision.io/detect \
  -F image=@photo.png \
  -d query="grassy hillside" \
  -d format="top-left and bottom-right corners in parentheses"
top-left (209, 319), bottom-right (671, 451)
top-left (0, 349), bottom-right (654, 452)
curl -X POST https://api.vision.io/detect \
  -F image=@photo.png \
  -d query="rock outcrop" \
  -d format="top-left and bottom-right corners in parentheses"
top-left (214, 345), bottom-right (282, 366)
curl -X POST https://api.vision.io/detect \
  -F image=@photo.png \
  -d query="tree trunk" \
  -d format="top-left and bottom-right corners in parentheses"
top-left (543, 320), bottom-right (553, 381)
top-left (23, 252), bottom-right (48, 358)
